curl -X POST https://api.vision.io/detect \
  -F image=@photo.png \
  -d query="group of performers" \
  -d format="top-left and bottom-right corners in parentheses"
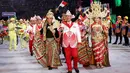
top-left (32, 2), bottom-right (111, 73)
top-left (5, 1), bottom-right (113, 73)
top-left (7, 18), bottom-right (30, 51)
top-left (112, 15), bottom-right (130, 46)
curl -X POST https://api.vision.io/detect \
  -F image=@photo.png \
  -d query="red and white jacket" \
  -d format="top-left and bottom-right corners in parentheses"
top-left (26, 24), bottom-right (36, 40)
top-left (36, 23), bottom-right (42, 31)
top-left (59, 21), bottom-right (81, 48)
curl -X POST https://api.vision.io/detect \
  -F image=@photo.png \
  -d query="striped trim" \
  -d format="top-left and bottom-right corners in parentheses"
top-left (94, 47), bottom-right (106, 55)
top-left (93, 42), bottom-right (104, 51)
top-left (92, 40), bottom-right (104, 48)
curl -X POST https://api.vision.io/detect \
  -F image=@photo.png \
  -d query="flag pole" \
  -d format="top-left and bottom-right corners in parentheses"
top-left (57, 0), bottom-right (62, 9)
top-left (57, 5), bottom-right (60, 9)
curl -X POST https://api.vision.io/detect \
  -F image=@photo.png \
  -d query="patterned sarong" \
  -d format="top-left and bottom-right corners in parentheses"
top-left (33, 32), bottom-right (62, 67)
top-left (33, 32), bottom-right (47, 67)
top-left (46, 38), bottom-right (62, 67)
top-left (78, 38), bottom-right (93, 65)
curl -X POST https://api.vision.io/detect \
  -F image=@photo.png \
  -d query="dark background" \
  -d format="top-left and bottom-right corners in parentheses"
top-left (0, 0), bottom-right (130, 20)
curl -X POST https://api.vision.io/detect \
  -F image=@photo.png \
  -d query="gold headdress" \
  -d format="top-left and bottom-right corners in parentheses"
top-left (84, 1), bottom-right (109, 18)
top-left (46, 9), bottom-right (54, 18)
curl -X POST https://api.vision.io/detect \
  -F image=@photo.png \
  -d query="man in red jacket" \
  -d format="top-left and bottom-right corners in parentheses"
top-left (59, 10), bottom-right (81, 73)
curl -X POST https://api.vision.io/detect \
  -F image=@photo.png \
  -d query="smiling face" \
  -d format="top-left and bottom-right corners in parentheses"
top-left (94, 17), bottom-right (100, 23)
top-left (30, 20), bottom-right (35, 24)
top-left (37, 19), bottom-right (42, 24)
top-left (66, 15), bottom-right (72, 22)
top-left (62, 13), bottom-right (67, 22)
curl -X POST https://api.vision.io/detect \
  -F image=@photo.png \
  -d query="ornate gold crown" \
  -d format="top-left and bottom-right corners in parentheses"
top-left (84, 1), bottom-right (109, 18)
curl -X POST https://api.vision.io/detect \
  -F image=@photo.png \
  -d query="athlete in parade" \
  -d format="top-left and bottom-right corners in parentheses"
top-left (3, 0), bottom-right (130, 73)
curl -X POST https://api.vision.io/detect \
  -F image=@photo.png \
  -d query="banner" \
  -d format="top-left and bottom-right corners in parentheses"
top-left (2, 12), bottom-right (16, 17)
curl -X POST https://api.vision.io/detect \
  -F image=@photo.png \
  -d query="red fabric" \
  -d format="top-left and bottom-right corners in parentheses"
top-left (79, 15), bottom-right (88, 21)
top-left (29, 33), bottom-right (34, 40)
top-left (112, 24), bottom-right (116, 29)
top-left (4, 30), bottom-right (8, 35)
top-left (3, 26), bottom-right (8, 29)
top-left (64, 46), bottom-right (78, 71)
top-left (29, 39), bottom-right (33, 54)
top-left (63, 33), bottom-right (69, 47)
top-left (63, 22), bottom-right (73, 28)
top-left (92, 41), bottom-right (106, 63)
top-left (69, 34), bottom-right (77, 46)
top-left (79, 15), bottom-right (84, 21)
top-left (63, 32), bottom-right (77, 48)
top-left (78, 21), bottom-right (83, 26)
top-left (62, 22), bottom-right (80, 48)
top-left (91, 22), bottom-right (96, 28)
top-left (60, 1), bottom-right (68, 7)
top-left (61, 1), bottom-right (68, 5)
top-left (28, 24), bottom-right (34, 40)
top-left (36, 24), bottom-right (42, 31)
top-left (40, 35), bottom-right (43, 40)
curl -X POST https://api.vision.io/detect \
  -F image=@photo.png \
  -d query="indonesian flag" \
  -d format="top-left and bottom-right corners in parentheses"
top-left (59, 1), bottom-right (68, 7)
